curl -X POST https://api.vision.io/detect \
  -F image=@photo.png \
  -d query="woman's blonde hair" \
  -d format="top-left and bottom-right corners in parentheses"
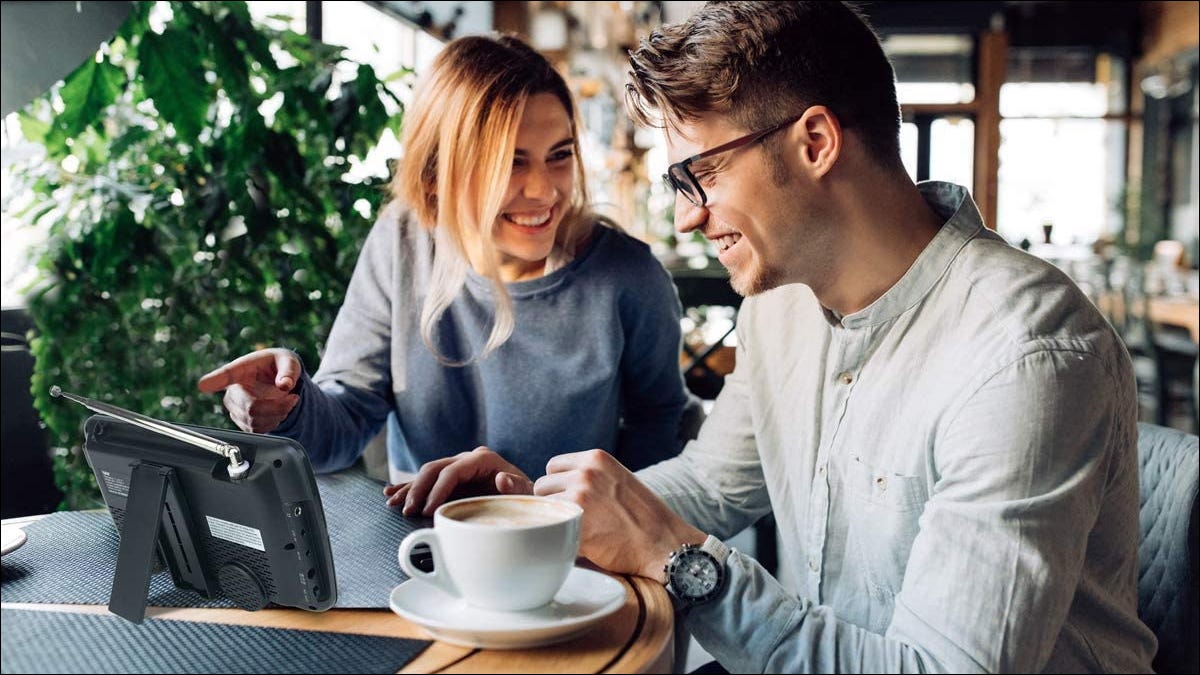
top-left (393, 35), bottom-right (592, 365)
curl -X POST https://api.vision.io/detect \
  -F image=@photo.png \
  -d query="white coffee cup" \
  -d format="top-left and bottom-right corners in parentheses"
top-left (397, 495), bottom-right (582, 612)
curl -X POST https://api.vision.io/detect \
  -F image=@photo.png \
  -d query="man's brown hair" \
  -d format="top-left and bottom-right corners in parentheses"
top-left (627, 1), bottom-right (901, 167)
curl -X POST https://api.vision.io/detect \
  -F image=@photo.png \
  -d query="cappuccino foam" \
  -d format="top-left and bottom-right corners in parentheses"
top-left (444, 498), bottom-right (574, 527)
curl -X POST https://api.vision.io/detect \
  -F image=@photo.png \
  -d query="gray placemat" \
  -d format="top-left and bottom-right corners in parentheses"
top-left (2, 511), bottom-right (233, 608)
top-left (1, 469), bottom-right (430, 608)
top-left (0, 607), bottom-right (430, 673)
top-left (317, 470), bottom-right (432, 606)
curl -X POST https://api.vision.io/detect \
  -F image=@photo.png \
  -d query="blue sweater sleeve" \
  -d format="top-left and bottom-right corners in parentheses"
top-left (613, 250), bottom-right (689, 471)
top-left (273, 371), bottom-right (391, 473)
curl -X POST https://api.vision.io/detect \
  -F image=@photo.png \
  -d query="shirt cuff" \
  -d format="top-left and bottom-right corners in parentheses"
top-left (682, 548), bottom-right (806, 673)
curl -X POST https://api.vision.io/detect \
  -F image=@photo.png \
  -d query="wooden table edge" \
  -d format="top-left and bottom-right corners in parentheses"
top-left (604, 575), bottom-right (674, 674)
top-left (2, 518), bottom-right (674, 673)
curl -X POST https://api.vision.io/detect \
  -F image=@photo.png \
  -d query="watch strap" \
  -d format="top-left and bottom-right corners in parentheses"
top-left (700, 534), bottom-right (731, 567)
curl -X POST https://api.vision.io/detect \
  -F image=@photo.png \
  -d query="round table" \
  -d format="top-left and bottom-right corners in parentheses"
top-left (1, 572), bottom-right (674, 674)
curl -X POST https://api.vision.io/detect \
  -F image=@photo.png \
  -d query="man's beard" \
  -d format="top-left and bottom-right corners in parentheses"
top-left (730, 256), bottom-right (783, 297)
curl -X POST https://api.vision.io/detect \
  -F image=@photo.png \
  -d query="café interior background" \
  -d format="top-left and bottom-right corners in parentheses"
top-left (1, 1), bottom-right (1198, 518)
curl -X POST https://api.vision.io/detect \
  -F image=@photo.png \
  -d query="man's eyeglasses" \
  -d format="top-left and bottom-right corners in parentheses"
top-left (663, 113), bottom-right (805, 208)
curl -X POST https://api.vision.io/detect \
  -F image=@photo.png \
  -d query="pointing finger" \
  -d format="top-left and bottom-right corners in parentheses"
top-left (198, 351), bottom-right (275, 393)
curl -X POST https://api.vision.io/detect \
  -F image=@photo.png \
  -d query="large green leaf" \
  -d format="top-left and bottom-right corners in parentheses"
top-left (222, 1), bottom-right (276, 68)
top-left (18, 112), bottom-right (51, 146)
top-left (176, 3), bottom-right (254, 106)
top-left (46, 57), bottom-right (124, 154)
top-left (137, 27), bottom-right (210, 142)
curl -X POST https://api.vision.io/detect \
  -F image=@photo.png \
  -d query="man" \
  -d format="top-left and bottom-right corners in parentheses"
top-left (392, 2), bottom-right (1155, 672)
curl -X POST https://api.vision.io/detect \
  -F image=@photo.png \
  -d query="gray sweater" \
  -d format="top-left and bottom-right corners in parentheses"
top-left (276, 204), bottom-right (689, 480)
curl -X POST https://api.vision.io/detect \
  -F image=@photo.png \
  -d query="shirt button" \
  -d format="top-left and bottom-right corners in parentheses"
top-left (839, 372), bottom-right (853, 385)
top-left (817, 465), bottom-right (826, 476)
top-left (875, 476), bottom-right (888, 491)
top-left (808, 557), bottom-right (820, 573)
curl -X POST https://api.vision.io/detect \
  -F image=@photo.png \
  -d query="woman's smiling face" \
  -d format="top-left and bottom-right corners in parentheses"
top-left (491, 92), bottom-right (577, 282)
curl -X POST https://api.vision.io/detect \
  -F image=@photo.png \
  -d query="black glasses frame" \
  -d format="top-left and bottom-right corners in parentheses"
top-left (663, 113), bottom-right (806, 207)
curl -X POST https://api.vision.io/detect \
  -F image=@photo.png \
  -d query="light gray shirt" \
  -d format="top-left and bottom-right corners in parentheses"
top-left (638, 182), bottom-right (1157, 673)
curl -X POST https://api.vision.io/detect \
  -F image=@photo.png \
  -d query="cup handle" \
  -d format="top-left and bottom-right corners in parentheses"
top-left (398, 528), bottom-right (459, 599)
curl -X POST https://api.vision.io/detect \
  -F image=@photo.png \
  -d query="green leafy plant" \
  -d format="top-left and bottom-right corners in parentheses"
top-left (3, 1), bottom-right (406, 509)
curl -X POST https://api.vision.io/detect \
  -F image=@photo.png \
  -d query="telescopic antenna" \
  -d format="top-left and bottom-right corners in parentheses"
top-left (50, 386), bottom-right (250, 479)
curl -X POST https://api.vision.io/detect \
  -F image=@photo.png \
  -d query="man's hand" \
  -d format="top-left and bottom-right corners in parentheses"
top-left (384, 447), bottom-right (534, 516)
top-left (198, 348), bottom-right (301, 434)
top-left (534, 450), bottom-right (705, 582)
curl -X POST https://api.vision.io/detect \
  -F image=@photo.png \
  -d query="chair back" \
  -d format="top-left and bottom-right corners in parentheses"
top-left (671, 268), bottom-right (743, 400)
top-left (1136, 422), bottom-right (1200, 674)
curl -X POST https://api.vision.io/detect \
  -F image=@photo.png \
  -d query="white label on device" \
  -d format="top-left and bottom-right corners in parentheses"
top-left (206, 516), bottom-right (265, 551)
top-left (101, 470), bottom-right (129, 498)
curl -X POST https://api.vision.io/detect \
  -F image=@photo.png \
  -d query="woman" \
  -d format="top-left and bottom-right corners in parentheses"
top-left (197, 35), bottom-right (689, 508)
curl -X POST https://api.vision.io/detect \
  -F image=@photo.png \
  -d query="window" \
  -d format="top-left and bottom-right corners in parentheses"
top-left (885, 34), bottom-right (976, 189)
top-left (246, 1), bottom-right (306, 33)
top-left (321, 2), bottom-right (438, 182)
top-left (901, 116), bottom-right (975, 188)
top-left (0, 118), bottom-right (45, 307)
top-left (995, 48), bottom-right (1128, 247)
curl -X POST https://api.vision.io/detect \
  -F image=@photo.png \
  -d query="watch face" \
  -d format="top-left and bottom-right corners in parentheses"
top-left (670, 548), bottom-right (723, 601)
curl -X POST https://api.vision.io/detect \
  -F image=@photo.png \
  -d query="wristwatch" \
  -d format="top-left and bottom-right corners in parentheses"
top-left (664, 535), bottom-right (731, 607)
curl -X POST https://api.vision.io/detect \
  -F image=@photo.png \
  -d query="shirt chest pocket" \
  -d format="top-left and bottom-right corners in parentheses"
top-left (840, 457), bottom-right (928, 601)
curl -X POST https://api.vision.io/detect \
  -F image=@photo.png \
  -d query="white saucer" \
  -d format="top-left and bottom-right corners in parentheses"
top-left (389, 566), bottom-right (626, 649)
top-left (1, 525), bottom-right (28, 556)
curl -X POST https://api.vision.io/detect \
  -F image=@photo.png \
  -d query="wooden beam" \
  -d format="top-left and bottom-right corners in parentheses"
top-left (901, 103), bottom-right (975, 118)
top-left (973, 29), bottom-right (1007, 230)
top-left (492, 1), bottom-right (530, 40)
top-left (1139, 1), bottom-right (1200, 66)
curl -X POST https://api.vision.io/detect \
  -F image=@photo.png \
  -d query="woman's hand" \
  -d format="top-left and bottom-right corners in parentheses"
top-left (384, 447), bottom-right (534, 516)
top-left (198, 348), bottom-right (301, 434)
